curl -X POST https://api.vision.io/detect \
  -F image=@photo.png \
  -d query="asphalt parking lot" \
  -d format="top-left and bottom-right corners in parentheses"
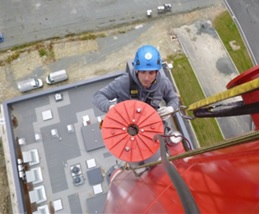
top-left (0, 0), bottom-right (221, 50)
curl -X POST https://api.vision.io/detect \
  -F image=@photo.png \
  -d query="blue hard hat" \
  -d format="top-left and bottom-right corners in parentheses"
top-left (133, 45), bottom-right (162, 71)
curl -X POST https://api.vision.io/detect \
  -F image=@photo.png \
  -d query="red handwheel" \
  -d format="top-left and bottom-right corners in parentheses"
top-left (101, 100), bottom-right (164, 162)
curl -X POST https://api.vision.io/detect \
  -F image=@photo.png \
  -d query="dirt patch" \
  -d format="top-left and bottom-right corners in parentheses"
top-left (0, 4), bottom-right (226, 213)
top-left (54, 40), bottom-right (98, 60)
top-left (229, 40), bottom-right (240, 51)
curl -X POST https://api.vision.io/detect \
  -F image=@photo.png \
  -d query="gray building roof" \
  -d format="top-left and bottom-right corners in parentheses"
top-left (2, 71), bottom-right (124, 213)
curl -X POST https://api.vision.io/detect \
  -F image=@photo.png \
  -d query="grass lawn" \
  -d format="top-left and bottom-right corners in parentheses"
top-left (169, 54), bottom-right (224, 147)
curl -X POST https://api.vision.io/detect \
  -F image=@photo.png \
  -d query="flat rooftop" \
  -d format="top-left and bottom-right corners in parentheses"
top-left (1, 71), bottom-right (124, 213)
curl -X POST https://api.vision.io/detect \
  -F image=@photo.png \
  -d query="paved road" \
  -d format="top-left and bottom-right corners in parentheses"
top-left (225, 0), bottom-right (259, 65)
top-left (0, 0), bottom-right (220, 50)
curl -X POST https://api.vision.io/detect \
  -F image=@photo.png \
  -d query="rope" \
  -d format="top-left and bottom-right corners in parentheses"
top-left (156, 134), bottom-right (200, 214)
top-left (187, 78), bottom-right (259, 111)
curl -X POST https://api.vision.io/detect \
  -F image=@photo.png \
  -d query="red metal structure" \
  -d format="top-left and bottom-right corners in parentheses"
top-left (227, 65), bottom-right (259, 130)
top-left (101, 66), bottom-right (259, 213)
top-left (102, 100), bottom-right (164, 163)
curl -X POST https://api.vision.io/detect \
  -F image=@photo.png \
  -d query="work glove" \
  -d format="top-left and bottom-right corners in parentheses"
top-left (157, 106), bottom-right (174, 120)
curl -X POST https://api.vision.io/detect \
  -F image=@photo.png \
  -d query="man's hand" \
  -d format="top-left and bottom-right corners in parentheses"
top-left (109, 105), bottom-right (115, 111)
top-left (157, 106), bottom-right (174, 120)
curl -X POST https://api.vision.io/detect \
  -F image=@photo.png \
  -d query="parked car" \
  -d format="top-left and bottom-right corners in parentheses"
top-left (164, 4), bottom-right (172, 11)
top-left (17, 78), bottom-right (43, 92)
top-left (0, 33), bottom-right (4, 43)
top-left (46, 69), bottom-right (68, 85)
top-left (157, 4), bottom-right (172, 13)
top-left (146, 9), bottom-right (152, 17)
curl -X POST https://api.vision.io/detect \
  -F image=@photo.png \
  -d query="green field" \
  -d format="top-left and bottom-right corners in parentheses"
top-left (169, 54), bottom-right (224, 147)
top-left (168, 11), bottom-right (253, 147)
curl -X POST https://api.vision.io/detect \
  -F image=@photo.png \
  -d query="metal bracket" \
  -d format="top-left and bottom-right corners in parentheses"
top-left (179, 105), bottom-right (195, 120)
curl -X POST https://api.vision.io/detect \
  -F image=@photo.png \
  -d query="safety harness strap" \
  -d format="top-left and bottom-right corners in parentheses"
top-left (188, 78), bottom-right (259, 111)
top-left (129, 74), bottom-right (139, 99)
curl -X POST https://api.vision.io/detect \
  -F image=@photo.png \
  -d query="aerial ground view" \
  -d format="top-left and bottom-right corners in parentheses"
top-left (0, 0), bottom-right (259, 213)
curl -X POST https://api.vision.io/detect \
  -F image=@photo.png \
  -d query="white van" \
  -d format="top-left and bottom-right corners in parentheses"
top-left (17, 78), bottom-right (43, 93)
top-left (46, 69), bottom-right (68, 85)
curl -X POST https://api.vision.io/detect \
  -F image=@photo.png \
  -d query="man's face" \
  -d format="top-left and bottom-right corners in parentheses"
top-left (137, 70), bottom-right (157, 88)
